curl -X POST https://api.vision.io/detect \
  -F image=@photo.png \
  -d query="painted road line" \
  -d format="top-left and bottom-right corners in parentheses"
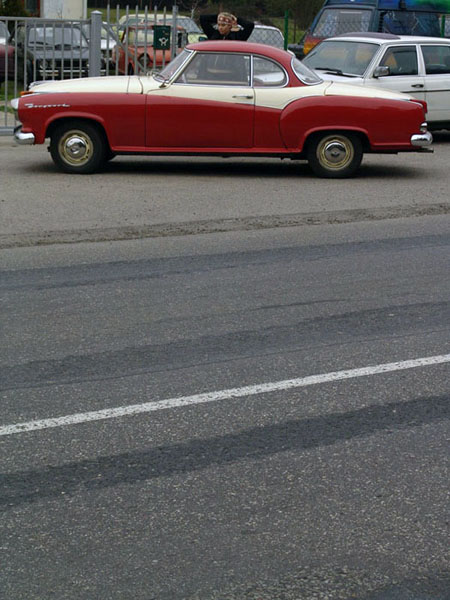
top-left (1, 354), bottom-right (449, 437)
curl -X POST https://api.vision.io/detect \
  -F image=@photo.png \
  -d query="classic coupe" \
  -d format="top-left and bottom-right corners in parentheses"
top-left (12, 41), bottom-right (433, 177)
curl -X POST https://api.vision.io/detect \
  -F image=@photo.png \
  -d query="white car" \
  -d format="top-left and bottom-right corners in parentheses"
top-left (302, 32), bottom-right (450, 130)
top-left (0, 20), bottom-right (8, 45)
top-left (248, 24), bottom-right (285, 49)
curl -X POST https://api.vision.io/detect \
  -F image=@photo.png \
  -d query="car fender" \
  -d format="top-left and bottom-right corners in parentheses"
top-left (18, 93), bottom-right (147, 147)
top-left (279, 95), bottom-right (423, 151)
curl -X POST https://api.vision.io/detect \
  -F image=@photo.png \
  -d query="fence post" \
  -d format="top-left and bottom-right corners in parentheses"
top-left (171, 3), bottom-right (178, 60)
top-left (89, 10), bottom-right (102, 77)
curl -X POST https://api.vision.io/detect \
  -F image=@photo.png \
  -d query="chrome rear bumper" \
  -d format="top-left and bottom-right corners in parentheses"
top-left (411, 131), bottom-right (433, 147)
top-left (14, 125), bottom-right (35, 145)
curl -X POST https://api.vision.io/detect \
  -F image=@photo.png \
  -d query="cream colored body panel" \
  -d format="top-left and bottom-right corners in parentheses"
top-left (146, 79), bottom-right (410, 110)
top-left (27, 73), bottom-right (410, 109)
top-left (29, 76), bottom-right (142, 94)
top-left (325, 81), bottom-right (413, 102)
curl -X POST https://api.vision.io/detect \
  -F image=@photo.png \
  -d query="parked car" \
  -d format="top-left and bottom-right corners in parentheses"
top-left (12, 40), bottom-right (432, 177)
top-left (10, 22), bottom-right (90, 81)
top-left (81, 21), bottom-right (118, 70)
top-left (248, 24), bottom-right (285, 48)
top-left (289, 0), bottom-right (446, 59)
top-left (0, 20), bottom-right (8, 45)
top-left (115, 13), bottom-right (203, 43)
top-left (156, 15), bottom-right (205, 43)
top-left (112, 23), bottom-right (187, 74)
top-left (302, 33), bottom-right (450, 130)
top-left (0, 43), bottom-right (15, 84)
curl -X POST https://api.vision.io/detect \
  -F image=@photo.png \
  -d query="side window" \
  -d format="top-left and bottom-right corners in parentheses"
top-left (252, 56), bottom-right (287, 87)
top-left (421, 45), bottom-right (450, 75)
top-left (175, 52), bottom-right (250, 86)
top-left (379, 46), bottom-right (418, 76)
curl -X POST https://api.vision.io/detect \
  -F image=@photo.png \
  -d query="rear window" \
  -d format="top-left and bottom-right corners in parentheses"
top-left (291, 56), bottom-right (322, 84)
top-left (381, 11), bottom-right (441, 36)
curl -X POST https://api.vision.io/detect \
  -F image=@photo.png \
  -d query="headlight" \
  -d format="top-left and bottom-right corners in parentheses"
top-left (11, 98), bottom-right (19, 116)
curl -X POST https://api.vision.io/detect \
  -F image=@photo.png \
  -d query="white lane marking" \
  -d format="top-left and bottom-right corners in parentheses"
top-left (1, 354), bottom-right (449, 437)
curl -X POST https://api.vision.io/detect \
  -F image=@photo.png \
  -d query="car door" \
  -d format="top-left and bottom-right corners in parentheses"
top-left (145, 52), bottom-right (254, 149)
top-left (420, 43), bottom-right (450, 123)
top-left (366, 44), bottom-right (426, 103)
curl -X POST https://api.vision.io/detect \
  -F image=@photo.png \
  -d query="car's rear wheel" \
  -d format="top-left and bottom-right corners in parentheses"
top-left (49, 121), bottom-right (107, 174)
top-left (307, 132), bottom-right (363, 178)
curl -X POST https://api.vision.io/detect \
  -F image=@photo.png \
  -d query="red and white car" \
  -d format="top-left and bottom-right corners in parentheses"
top-left (12, 41), bottom-right (433, 178)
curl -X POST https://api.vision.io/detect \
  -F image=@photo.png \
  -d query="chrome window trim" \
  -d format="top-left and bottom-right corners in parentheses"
top-left (251, 54), bottom-right (289, 88)
top-left (155, 48), bottom-right (195, 85)
top-left (291, 55), bottom-right (323, 86)
top-left (172, 51), bottom-right (289, 89)
top-left (172, 51), bottom-right (252, 87)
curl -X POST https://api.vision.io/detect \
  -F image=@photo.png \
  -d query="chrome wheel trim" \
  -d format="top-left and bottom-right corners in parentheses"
top-left (317, 135), bottom-right (354, 171)
top-left (58, 130), bottom-right (93, 166)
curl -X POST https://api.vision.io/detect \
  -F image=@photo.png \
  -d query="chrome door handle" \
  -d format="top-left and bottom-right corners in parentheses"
top-left (232, 94), bottom-right (253, 99)
top-left (411, 84), bottom-right (424, 88)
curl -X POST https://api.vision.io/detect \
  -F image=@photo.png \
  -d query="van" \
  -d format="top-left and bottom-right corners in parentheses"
top-left (290, 0), bottom-right (449, 58)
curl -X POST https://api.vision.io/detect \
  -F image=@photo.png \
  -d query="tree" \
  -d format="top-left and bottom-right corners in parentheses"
top-left (1, 0), bottom-right (29, 17)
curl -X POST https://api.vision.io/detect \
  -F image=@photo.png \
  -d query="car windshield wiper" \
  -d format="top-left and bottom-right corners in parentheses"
top-left (315, 67), bottom-right (357, 77)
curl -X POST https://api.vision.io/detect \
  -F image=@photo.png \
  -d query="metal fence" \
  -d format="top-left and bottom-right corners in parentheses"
top-left (1, 5), bottom-right (287, 135)
top-left (0, 6), bottom-right (183, 134)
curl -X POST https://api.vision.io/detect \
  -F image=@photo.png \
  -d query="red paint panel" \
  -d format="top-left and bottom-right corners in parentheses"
top-left (18, 93), bottom-right (146, 147)
top-left (254, 106), bottom-right (284, 149)
top-left (146, 95), bottom-right (254, 148)
top-left (280, 96), bottom-right (426, 151)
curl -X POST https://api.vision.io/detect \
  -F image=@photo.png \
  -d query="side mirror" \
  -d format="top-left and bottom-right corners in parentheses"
top-left (373, 65), bottom-right (390, 78)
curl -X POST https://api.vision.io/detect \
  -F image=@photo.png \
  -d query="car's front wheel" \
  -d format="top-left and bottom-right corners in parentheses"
top-left (49, 121), bottom-right (107, 174)
top-left (306, 132), bottom-right (363, 178)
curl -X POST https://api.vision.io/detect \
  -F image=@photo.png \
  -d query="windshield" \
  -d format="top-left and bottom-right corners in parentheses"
top-left (155, 48), bottom-right (192, 81)
top-left (164, 17), bottom-right (202, 33)
top-left (28, 26), bottom-right (88, 48)
top-left (303, 40), bottom-right (379, 77)
top-left (312, 8), bottom-right (372, 37)
top-left (127, 29), bottom-right (155, 44)
top-left (291, 56), bottom-right (322, 84)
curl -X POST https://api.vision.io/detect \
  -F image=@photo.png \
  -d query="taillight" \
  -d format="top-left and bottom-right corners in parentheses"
top-left (411, 99), bottom-right (427, 111)
top-left (303, 34), bottom-right (322, 56)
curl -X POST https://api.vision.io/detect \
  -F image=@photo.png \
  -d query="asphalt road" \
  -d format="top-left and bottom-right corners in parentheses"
top-left (1, 131), bottom-right (450, 248)
top-left (1, 215), bottom-right (449, 600)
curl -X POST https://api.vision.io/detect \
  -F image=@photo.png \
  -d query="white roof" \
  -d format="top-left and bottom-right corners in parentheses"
top-left (326, 33), bottom-right (450, 45)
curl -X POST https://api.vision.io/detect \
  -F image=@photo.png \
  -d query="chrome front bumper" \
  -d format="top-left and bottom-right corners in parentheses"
top-left (411, 131), bottom-right (433, 147)
top-left (14, 125), bottom-right (35, 145)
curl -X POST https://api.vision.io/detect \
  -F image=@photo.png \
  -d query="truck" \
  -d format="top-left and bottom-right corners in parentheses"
top-left (290, 0), bottom-right (450, 58)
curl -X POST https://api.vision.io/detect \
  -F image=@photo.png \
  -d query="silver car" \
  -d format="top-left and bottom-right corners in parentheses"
top-left (302, 32), bottom-right (450, 130)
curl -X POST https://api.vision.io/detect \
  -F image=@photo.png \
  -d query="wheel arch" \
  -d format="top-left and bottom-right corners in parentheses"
top-left (303, 127), bottom-right (371, 155)
top-left (46, 116), bottom-right (111, 151)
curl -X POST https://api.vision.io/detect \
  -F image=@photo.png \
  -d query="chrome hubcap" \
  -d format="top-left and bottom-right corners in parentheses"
top-left (59, 130), bottom-right (92, 166)
top-left (66, 136), bottom-right (87, 159)
top-left (323, 141), bottom-right (347, 164)
top-left (317, 135), bottom-right (354, 170)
